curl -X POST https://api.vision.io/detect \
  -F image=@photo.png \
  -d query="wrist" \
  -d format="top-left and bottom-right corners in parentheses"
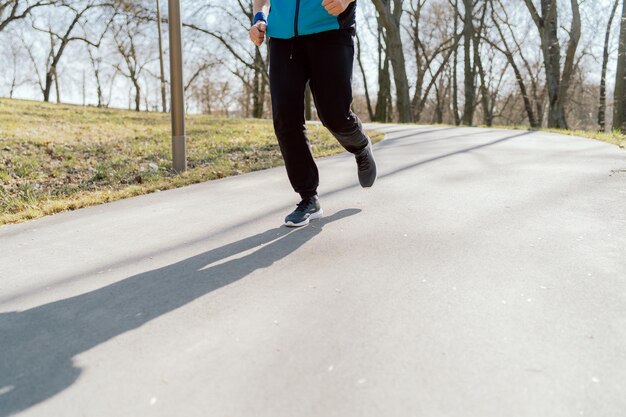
top-left (253, 11), bottom-right (266, 25)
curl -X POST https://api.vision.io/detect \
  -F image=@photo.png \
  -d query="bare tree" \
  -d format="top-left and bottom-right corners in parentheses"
top-left (461, 0), bottom-right (476, 125)
top-left (374, 20), bottom-right (393, 122)
top-left (613, 0), bottom-right (626, 133)
top-left (352, 2), bottom-right (392, 122)
top-left (487, 0), bottom-right (542, 128)
top-left (112, 12), bottom-right (153, 111)
top-left (0, 0), bottom-right (57, 32)
top-left (432, 64), bottom-right (450, 124)
top-left (473, 2), bottom-right (493, 126)
top-left (30, 0), bottom-right (114, 102)
top-left (523, 0), bottom-right (581, 129)
top-left (155, 0), bottom-right (166, 112)
top-left (408, 1), bottom-right (460, 123)
top-left (599, 0), bottom-right (620, 132)
top-left (192, 76), bottom-right (235, 116)
top-left (451, 0), bottom-right (461, 125)
top-left (185, 0), bottom-right (269, 118)
top-left (2, 31), bottom-right (29, 97)
top-left (355, 30), bottom-right (375, 121)
top-left (371, 0), bottom-right (413, 122)
top-left (85, 41), bottom-right (119, 108)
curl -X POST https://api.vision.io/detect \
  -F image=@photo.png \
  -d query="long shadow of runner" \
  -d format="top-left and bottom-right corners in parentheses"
top-left (0, 209), bottom-right (361, 416)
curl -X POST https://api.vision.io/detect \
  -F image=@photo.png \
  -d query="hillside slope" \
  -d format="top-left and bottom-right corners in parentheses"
top-left (0, 99), bottom-right (381, 225)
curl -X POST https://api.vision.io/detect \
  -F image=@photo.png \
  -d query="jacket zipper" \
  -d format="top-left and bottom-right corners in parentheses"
top-left (294, 0), bottom-right (301, 37)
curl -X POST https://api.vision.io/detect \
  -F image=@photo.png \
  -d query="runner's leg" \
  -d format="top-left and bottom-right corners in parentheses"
top-left (269, 38), bottom-right (318, 199)
top-left (306, 30), bottom-right (369, 153)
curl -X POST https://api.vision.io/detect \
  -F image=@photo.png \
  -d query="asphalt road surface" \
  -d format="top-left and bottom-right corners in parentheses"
top-left (1, 124), bottom-right (625, 417)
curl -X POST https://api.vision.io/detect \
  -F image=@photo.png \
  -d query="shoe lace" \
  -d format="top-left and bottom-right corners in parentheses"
top-left (295, 198), bottom-right (312, 212)
top-left (356, 150), bottom-right (370, 171)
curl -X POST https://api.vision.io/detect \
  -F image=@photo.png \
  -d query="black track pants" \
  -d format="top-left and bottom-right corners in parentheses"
top-left (269, 29), bottom-right (370, 199)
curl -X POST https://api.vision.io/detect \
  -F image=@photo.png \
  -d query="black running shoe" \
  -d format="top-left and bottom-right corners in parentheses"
top-left (355, 142), bottom-right (377, 188)
top-left (284, 196), bottom-right (323, 227)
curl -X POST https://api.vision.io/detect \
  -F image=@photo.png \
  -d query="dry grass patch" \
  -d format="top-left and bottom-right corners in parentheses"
top-left (0, 98), bottom-right (384, 225)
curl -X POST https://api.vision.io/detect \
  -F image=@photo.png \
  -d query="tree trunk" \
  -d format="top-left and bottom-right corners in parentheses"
top-left (556, 0), bottom-right (580, 128)
top-left (9, 75), bottom-right (16, 98)
top-left (54, 72), bottom-right (61, 103)
top-left (133, 80), bottom-right (141, 112)
top-left (526, 0), bottom-right (579, 129)
top-left (87, 47), bottom-right (104, 107)
top-left (523, 0), bottom-right (582, 129)
top-left (260, 47), bottom-right (269, 118)
top-left (433, 78), bottom-right (445, 124)
top-left (462, 0), bottom-right (475, 126)
top-left (372, 0), bottom-right (413, 123)
top-left (95, 67), bottom-right (103, 108)
top-left (409, 1), bottom-right (424, 122)
top-left (600, 0), bottom-right (620, 131)
top-left (452, 0), bottom-right (460, 126)
top-left (375, 55), bottom-right (392, 122)
top-left (463, 0), bottom-right (476, 126)
top-left (474, 3), bottom-right (490, 126)
top-left (43, 72), bottom-right (53, 102)
top-left (252, 48), bottom-right (264, 118)
top-left (156, 0), bottom-right (167, 112)
top-left (476, 56), bottom-right (491, 126)
top-left (613, 0), bottom-right (626, 132)
top-left (374, 25), bottom-right (392, 122)
top-left (356, 30), bottom-right (374, 121)
top-left (511, 53), bottom-right (539, 128)
top-left (542, 1), bottom-right (565, 128)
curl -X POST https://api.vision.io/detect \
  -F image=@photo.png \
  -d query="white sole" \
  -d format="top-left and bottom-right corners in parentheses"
top-left (284, 208), bottom-right (324, 227)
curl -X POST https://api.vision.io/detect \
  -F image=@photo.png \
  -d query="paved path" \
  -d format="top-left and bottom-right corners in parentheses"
top-left (1, 125), bottom-right (625, 417)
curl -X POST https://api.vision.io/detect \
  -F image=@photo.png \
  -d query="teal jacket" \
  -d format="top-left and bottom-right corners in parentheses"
top-left (267, 0), bottom-right (356, 39)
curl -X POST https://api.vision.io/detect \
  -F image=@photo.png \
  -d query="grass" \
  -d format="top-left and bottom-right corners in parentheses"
top-left (472, 123), bottom-right (626, 148)
top-left (540, 128), bottom-right (626, 148)
top-left (0, 98), bottom-right (384, 226)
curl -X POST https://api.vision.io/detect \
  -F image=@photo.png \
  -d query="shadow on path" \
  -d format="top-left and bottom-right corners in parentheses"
top-left (0, 209), bottom-right (361, 416)
top-left (375, 127), bottom-right (458, 147)
top-left (376, 131), bottom-right (534, 180)
top-left (0, 129), bottom-right (530, 309)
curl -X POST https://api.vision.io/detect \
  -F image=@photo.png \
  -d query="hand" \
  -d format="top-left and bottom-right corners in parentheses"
top-left (322, 0), bottom-right (352, 16)
top-left (249, 21), bottom-right (267, 46)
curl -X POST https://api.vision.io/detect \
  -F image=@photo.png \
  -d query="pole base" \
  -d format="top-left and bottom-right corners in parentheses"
top-left (172, 134), bottom-right (187, 173)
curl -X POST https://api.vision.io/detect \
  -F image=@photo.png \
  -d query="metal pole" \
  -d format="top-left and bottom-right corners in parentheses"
top-left (168, 0), bottom-right (186, 172)
top-left (156, 0), bottom-right (167, 113)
